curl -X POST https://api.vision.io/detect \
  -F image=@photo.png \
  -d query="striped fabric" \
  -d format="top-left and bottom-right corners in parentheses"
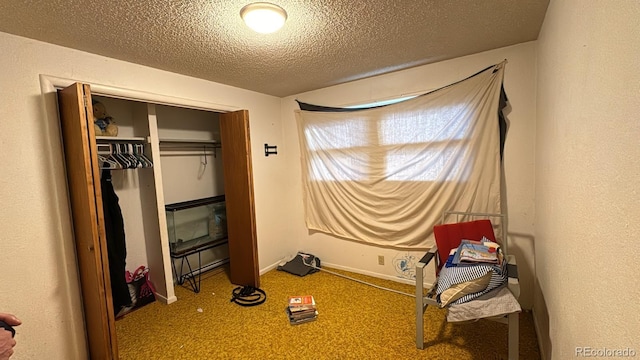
top-left (435, 243), bottom-right (507, 306)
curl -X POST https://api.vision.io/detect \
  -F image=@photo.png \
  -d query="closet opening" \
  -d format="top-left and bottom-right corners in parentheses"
top-left (50, 77), bottom-right (259, 359)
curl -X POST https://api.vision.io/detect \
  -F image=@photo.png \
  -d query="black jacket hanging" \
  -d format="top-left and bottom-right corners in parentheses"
top-left (101, 169), bottom-right (132, 314)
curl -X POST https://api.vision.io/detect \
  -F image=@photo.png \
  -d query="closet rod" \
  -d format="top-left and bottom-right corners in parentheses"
top-left (159, 139), bottom-right (221, 149)
top-left (159, 138), bottom-right (220, 144)
top-left (159, 144), bottom-right (221, 149)
top-left (159, 150), bottom-right (217, 157)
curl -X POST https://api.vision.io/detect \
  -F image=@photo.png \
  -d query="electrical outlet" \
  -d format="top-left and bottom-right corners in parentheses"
top-left (378, 255), bottom-right (385, 265)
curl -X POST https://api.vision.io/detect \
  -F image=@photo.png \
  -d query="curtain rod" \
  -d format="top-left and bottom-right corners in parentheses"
top-left (335, 60), bottom-right (507, 108)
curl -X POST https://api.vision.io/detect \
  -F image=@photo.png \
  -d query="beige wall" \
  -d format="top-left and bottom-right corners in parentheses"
top-left (282, 42), bottom-right (538, 307)
top-left (9, 3), bottom-right (639, 356)
top-left (0, 31), bottom-right (287, 359)
top-left (535, 1), bottom-right (640, 358)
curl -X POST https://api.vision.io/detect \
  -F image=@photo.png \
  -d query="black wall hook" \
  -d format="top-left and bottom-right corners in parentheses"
top-left (264, 144), bottom-right (278, 157)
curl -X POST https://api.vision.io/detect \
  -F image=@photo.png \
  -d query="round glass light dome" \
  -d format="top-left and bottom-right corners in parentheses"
top-left (240, 2), bottom-right (287, 34)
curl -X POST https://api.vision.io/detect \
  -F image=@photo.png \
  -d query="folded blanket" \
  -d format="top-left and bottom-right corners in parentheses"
top-left (447, 286), bottom-right (521, 322)
top-left (459, 241), bottom-right (499, 264)
top-left (449, 237), bottom-right (502, 266)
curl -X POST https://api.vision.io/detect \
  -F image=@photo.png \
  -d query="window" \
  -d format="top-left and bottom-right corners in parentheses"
top-left (295, 63), bottom-right (505, 248)
top-left (304, 102), bottom-right (471, 182)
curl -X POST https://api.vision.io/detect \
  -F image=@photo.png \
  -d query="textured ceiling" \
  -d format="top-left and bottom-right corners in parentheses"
top-left (0, 0), bottom-right (548, 97)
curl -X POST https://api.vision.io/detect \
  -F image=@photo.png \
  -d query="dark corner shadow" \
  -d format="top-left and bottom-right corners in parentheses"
top-left (503, 100), bottom-right (513, 132)
top-left (507, 230), bottom-right (551, 357)
top-left (505, 231), bottom-right (535, 307)
top-left (532, 272), bottom-right (552, 359)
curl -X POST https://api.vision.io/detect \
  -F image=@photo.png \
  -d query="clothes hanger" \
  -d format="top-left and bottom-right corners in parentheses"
top-left (110, 144), bottom-right (130, 169)
top-left (134, 143), bottom-right (153, 168)
top-left (124, 143), bottom-right (142, 168)
top-left (104, 144), bottom-right (122, 169)
top-left (119, 143), bottom-right (137, 169)
top-left (98, 154), bottom-right (119, 170)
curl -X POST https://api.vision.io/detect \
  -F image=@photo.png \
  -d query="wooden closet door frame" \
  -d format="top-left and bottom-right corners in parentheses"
top-left (220, 110), bottom-right (260, 287)
top-left (58, 83), bottom-right (118, 359)
top-left (48, 76), bottom-right (261, 357)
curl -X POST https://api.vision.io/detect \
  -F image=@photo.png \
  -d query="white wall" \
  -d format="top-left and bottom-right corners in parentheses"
top-left (156, 104), bottom-right (225, 205)
top-left (13, 6), bottom-right (639, 356)
top-left (0, 31), bottom-right (288, 360)
top-left (156, 104), bottom-right (229, 282)
top-left (535, 1), bottom-right (640, 359)
top-left (282, 42), bottom-right (538, 307)
top-left (92, 95), bottom-right (154, 270)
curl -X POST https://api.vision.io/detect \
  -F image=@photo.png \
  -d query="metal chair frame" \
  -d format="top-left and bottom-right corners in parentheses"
top-left (415, 211), bottom-right (520, 359)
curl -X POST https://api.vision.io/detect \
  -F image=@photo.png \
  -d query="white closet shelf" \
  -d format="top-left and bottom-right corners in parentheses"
top-left (96, 135), bottom-right (147, 142)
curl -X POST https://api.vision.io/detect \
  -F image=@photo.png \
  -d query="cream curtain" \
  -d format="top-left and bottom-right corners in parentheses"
top-left (295, 63), bottom-right (506, 249)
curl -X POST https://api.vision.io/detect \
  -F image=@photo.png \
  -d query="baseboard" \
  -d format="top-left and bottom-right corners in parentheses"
top-left (321, 262), bottom-right (431, 288)
top-left (260, 259), bottom-right (433, 289)
top-left (260, 260), bottom-right (282, 275)
top-left (532, 308), bottom-right (547, 360)
top-left (155, 293), bottom-right (177, 305)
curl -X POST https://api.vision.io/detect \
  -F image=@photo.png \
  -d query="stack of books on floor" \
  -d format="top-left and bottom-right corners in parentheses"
top-left (286, 295), bottom-right (318, 325)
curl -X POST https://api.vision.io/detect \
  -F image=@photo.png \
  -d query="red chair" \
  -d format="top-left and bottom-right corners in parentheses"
top-left (432, 219), bottom-right (497, 273)
top-left (415, 212), bottom-right (520, 359)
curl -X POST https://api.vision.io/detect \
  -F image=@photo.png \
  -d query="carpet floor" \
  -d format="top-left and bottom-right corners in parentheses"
top-left (116, 266), bottom-right (540, 359)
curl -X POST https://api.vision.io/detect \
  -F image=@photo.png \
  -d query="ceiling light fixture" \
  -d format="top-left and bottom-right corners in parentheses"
top-left (240, 2), bottom-right (287, 34)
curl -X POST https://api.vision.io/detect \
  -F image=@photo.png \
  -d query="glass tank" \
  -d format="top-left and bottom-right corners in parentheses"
top-left (165, 195), bottom-right (227, 255)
